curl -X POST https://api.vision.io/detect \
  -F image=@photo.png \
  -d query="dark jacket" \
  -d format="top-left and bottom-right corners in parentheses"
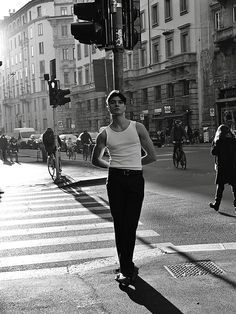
top-left (0, 136), bottom-right (8, 150)
top-left (211, 137), bottom-right (236, 185)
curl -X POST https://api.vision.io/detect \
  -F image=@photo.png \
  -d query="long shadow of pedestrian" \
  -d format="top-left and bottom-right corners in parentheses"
top-left (119, 276), bottom-right (183, 314)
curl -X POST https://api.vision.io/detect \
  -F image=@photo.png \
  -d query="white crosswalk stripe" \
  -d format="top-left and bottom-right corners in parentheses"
top-left (0, 186), bottom-right (160, 279)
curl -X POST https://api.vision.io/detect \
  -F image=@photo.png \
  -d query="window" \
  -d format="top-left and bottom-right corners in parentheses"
top-left (87, 100), bottom-right (91, 112)
top-left (94, 99), bottom-right (98, 111)
top-left (140, 43), bottom-right (147, 67)
top-left (167, 83), bottom-right (174, 98)
top-left (77, 68), bottom-right (82, 85)
top-left (233, 6), bottom-right (236, 22)
top-left (61, 25), bottom-right (68, 36)
top-left (92, 45), bottom-right (96, 54)
top-left (140, 11), bottom-right (145, 31)
top-left (37, 6), bottom-right (42, 17)
top-left (31, 63), bottom-right (35, 75)
top-left (62, 48), bottom-right (69, 60)
top-left (41, 80), bottom-right (46, 91)
top-left (73, 48), bottom-right (75, 60)
top-left (154, 86), bottom-right (162, 100)
top-left (152, 38), bottom-right (160, 63)
top-left (61, 7), bottom-right (68, 15)
top-left (214, 11), bottom-right (222, 30)
top-left (74, 71), bottom-right (77, 84)
top-left (182, 80), bottom-right (189, 95)
top-left (165, 0), bottom-right (172, 21)
top-left (85, 65), bottom-right (90, 84)
top-left (39, 42), bottom-right (44, 54)
top-left (77, 44), bottom-right (81, 60)
top-left (42, 98), bottom-right (47, 111)
top-left (64, 72), bottom-right (69, 85)
top-left (166, 37), bottom-right (173, 57)
top-left (38, 23), bottom-right (43, 36)
top-left (142, 88), bottom-right (148, 103)
top-left (19, 52), bottom-right (22, 63)
top-left (180, 0), bottom-right (188, 14)
top-left (180, 28), bottom-right (189, 52)
top-left (43, 118), bottom-right (47, 130)
top-left (126, 52), bottom-right (133, 69)
top-left (39, 60), bottom-right (45, 75)
top-left (31, 46), bottom-right (34, 57)
top-left (15, 54), bottom-right (18, 64)
top-left (29, 10), bottom-right (32, 21)
top-left (84, 45), bottom-right (89, 57)
top-left (152, 3), bottom-right (159, 27)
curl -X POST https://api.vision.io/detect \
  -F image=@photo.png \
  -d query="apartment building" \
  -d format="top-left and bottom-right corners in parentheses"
top-left (205, 0), bottom-right (236, 130)
top-left (0, 0), bottom-right (75, 135)
top-left (71, 0), bottom-right (212, 135)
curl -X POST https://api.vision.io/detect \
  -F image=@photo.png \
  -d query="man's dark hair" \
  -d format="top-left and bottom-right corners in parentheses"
top-left (106, 90), bottom-right (126, 105)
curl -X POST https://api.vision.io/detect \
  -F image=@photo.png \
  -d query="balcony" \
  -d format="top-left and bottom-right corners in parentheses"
top-left (165, 53), bottom-right (197, 71)
top-left (213, 26), bottom-right (236, 46)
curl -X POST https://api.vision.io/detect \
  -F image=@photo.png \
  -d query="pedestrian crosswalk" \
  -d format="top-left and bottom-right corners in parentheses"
top-left (0, 185), bottom-right (161, 280)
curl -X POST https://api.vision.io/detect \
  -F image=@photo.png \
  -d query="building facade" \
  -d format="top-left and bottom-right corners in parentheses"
top-left (0, 0), bottom-right (75, 135)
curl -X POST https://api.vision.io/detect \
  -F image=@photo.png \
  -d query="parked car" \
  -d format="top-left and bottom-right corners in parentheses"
top-left (59, 134), bottom-right (77, 152)
top-left (28, 133), bottom-right (41, 149)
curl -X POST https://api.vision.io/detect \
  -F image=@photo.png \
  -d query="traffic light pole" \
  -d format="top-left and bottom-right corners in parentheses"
top-left (52, 106), bottom-right (61, 182)
top-left (113, 0), bottom-right (124, 91)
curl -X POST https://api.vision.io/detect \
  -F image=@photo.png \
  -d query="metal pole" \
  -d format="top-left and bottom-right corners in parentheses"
top-left (53, 104), bottom-right (60, 181)
top-left (112, 0), bottom-right (124, 91)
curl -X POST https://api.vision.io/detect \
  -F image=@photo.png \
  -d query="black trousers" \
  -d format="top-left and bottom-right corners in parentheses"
top-left (106, 168), bottom-right (144, 277)
top-left (215, 183), bottom-right (236, 207)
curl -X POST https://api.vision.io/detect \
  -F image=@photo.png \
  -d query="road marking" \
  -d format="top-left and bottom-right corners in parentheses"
top-left (0, 222), bottom-right (115, 237)
top-left (0, 243), bottom-right (161, 269)
top-left (0, 230), bottom-right (158, 251)
top-left (160, 242), bottom-right (236, 253)
top-left (0, 206), bottom-right (108, 219)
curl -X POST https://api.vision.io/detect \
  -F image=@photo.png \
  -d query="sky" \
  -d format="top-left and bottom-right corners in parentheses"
top-left (0, 0), bottom-right (30, 20)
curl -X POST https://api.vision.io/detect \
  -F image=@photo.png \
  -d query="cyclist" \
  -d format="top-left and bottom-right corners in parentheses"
top-left (9, 136), bottom-right (19, 162)
top-left (42, 128), bottom-right (61, 156)
top-left (80, 130), bottom-right (93, 160)
top-left (171, 120), bottom-right (189, 158)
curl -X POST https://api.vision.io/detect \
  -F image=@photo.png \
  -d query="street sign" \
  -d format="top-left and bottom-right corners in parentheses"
top-left (58, 121), bottom-right (63, 129)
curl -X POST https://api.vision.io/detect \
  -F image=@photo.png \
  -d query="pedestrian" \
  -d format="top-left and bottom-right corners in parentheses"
top-left (209, 112), bottom-right (236, 212)
top-left (91, 90), bottom-right (156, 286)
top-left (0, 134), bottom-right (9, 161)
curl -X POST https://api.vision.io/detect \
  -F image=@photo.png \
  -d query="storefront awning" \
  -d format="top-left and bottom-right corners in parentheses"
top-left (216, 97), bottom-right (236, 103)
top-left (152, 112), bottom-right (187, 120)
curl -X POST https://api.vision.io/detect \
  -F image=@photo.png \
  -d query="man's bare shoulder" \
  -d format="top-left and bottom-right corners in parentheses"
top-left (96, 129), bottom-right (107, 144)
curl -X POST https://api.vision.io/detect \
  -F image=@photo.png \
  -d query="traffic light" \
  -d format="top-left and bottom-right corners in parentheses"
top-left (71, 0), bottom-right (112, 48)
top-left (57, 89), bottom-right (71, 106)
top-left (48, 79), bottom-right (58, 108)
top-left (122, 0), bottom-right (141, 50)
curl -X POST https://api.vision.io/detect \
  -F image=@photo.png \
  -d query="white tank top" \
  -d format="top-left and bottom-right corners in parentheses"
top-left (105, 120), bottom-right (142, 170)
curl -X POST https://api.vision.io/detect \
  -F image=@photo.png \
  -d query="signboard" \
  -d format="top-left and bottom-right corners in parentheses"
top-left (71, 124), bottom-right (75, 129)
top-left (140, 113), bottom-right (144, 120)
top-left (164, 106), bottom-right (171, 114)
top-left (58, 121), bottom-right (63, 129)
top-left (210, 108), bottom-right (215, 117)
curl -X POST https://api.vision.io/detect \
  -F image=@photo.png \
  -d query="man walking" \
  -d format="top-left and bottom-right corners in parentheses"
top-left (0, 134), bottom-right (9, 161)
top-left (92, 90), bottom-right (156, 286)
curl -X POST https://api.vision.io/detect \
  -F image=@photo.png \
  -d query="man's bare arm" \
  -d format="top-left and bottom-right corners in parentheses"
top-left (136, 122), bottom-right (157, 165)
top-left (91, 131), bottom-right (110, 168)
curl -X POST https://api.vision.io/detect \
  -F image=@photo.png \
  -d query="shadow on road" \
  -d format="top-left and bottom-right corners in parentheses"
top-left (120, 276), bottom-right (183, 314)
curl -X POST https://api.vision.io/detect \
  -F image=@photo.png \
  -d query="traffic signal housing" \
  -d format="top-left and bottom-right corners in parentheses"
top-left (57, 89), bottom-right (71, 106)
top-left (49, 79), bottom-right (58, 108)
top-left (122, 0), bottom-right (141, 50)
top-left (71, 0), bottom-right (112, 48)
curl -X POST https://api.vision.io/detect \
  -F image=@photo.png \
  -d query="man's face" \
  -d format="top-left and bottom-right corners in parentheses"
top-left (107, 96), bottom-right (126, 115)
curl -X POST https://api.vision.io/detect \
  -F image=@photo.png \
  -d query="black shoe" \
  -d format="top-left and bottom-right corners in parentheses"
top-left (0, 189), bottom-right (4, 194)
top-left (209, 202), bottom-right (219, 211)
top-left (115, 266), bottom-right (139, 286)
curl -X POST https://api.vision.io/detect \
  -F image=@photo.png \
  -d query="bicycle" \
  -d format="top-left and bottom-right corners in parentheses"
top-left (82, 143), bottom-right (91, 161)
top-left (47, 149), bottom-right (62, 181)
top-left (173, 141), bottom-right (187, 169)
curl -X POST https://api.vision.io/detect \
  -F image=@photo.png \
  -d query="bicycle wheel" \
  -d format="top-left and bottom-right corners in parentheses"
top-left (173, 152), bottom-right (179, 168)
top-left (47, 155), bottom-right (56, 180)
top-left (180, 151), bottom-right (187, 169)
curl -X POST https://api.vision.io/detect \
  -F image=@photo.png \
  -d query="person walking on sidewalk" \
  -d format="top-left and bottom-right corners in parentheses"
top-left (209, 112), bottom-right (236, 212)
top-left (92, 90), bottom-right (156, 286)
top-left (0, 134), bottom-right (9, 161)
